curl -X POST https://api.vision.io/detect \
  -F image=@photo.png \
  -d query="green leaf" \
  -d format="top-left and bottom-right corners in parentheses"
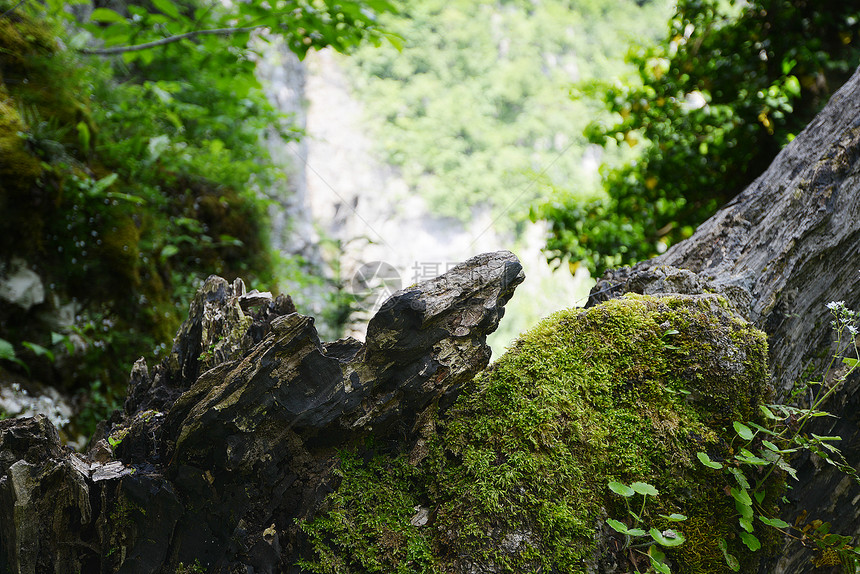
top-left (89, 173), bottom-right (118, 196)
top-left (697, 451), bottom-right (723, 469)
top-left (724, 553), bottom-right (740, 570)
top-left (631, 482), bottom-right (659, 497)
top-left (810, 433), bottom-right (842, 442)
top-left (733, 421), bottom-right (754, 441)
top-left (650, 556), bottom-right (671, 574)
top-left (761, 439), bottom-right (797, 454)
top-left (843, 357), bottom-right (859, 368)
top-left (739, 516), bottom-right (754, 533)
top-left (21, 342), bottom-right (54, 363)
top-left (736, 499), bottom-right (753, 521)
top-left (719, 539), bottom-right (741, 571)
top-left (748, 421), bottom-right (779, 437)
top-left (627, 528), bottom-right (647, 537)
top-left (776, 457), bottom-right (799, 481)
top-left (608, 481), bottom-right (635, 497)
top-left (649, 528), bottom-right (685, 547)
top-left (90, 8), bottom-right (127, 23)
top-left (658, 513), bottom-right (688, 522)
top-left (649, 545), bottom-right (666, 563)
top-left (106, 192), bottom-right (146, 205)
top-left (728, 468), bottom-right (750, 490)
top-left (753, 490), bottom-right (765, 505)
top-left (606, 518), bottom-right (629, 534)
top-left (759, 405), bottom-right (779, 420)
top-left (76, 121), bottom-right (90, 153)
top-left (736, 449), bottom-right (770, 465)
top-left (0, 338), bottom-right (17, 362)
top-left (0, 338), bottom-right (28, 373)
top-left (739, 532), bottom-right (761, 551)
top-left (160, 245), bottom-right (180, 259)
top-left (758, 516), bottom-right (790, 529)
top-left (730, 487), bottom-right (752, 507)
top-left (152, 0), bottom-right (181, 19)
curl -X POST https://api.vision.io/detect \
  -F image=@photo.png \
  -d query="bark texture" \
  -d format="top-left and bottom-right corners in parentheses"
top-left (588, 66), bottom-right (860, 573)
top-left (0, 251), bottom-right (523, 573)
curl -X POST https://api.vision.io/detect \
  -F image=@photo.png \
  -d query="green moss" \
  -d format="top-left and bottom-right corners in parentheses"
top-left (299, 294), bottom-right (779, 573)
top-left (0, 93), bottom-right (42, 190)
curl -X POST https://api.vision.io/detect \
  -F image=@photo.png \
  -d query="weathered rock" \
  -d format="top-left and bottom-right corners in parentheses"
top-left (587, 66), bottom-right (860, 573)
top-left (0, 258), bottom-right (44, 312)
top-left (293, 294), bottom-right (774, 574)
top-left (0, 250), bottom-right (523, 573)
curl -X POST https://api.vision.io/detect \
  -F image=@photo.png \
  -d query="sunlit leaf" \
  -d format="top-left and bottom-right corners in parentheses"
top-left (650, 528), bottom-right (685, 547)
top-left (631, 482), bottom-right (659, 497)
top-left (152, 0), bottom-right (181, 20)
top-left (608, 482), bottom-right (635, 497)
top-left (733, 421), bottom-right (754, 440)
top-left (697, 451), bottom-right (723, 469)
top-left (606, 518), bottom-right (629, 534)
top-left (90, 8), bottom-right (126, 23)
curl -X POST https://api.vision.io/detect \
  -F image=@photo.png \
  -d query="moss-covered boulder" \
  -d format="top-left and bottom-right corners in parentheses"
top-left (298, 294), bottom-right (778, 573)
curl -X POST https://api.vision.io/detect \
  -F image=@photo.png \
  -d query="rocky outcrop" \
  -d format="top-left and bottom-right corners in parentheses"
top-left (0, 251), bottom-right (523, 573)
top-left (293, 293), bottom-right (774, 574)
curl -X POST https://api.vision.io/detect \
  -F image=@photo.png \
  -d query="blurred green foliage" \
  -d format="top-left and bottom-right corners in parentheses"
top-left (536, 0), bottom-right (860, 276)
top-left (0, 0), bottom-right (392, 437)
top-left (347, 0), bottom-right (672, 229)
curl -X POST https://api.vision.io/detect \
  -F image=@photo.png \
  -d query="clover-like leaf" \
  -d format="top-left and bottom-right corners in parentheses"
top-left (650, 528), bottom-right (685, 547)
top-left (608, 481), bottom-right (635, 497)
top-left (631, 482), bottom-right (659, 497)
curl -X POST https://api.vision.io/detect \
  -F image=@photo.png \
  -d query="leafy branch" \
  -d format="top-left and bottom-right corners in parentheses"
top-left (79, 25), bottom-right (266, 55)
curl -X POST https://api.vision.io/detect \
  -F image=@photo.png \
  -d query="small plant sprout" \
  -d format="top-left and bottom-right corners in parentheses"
top-left (696, 299), bottom-right (860, 571)
top-left (607, 480), bottom-right (686, 573)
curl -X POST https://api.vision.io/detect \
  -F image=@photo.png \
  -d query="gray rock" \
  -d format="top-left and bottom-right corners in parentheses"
top-left (0, 258), bottom-right (44, 311)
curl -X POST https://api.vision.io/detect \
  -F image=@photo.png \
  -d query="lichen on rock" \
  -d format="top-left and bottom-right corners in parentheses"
top-left (298, 293), bottom-right (777, 573)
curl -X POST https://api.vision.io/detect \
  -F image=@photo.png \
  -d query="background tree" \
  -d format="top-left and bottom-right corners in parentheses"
top-left (0, 0), bottom-right (393, 436)
top-left (346, 0), bottom-right (671, 228)
top-left (535, 0), bottom-right (860, 276)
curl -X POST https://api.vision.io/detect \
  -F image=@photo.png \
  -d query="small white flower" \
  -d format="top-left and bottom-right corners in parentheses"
top-left (848, 325), bottom-right (858, 336)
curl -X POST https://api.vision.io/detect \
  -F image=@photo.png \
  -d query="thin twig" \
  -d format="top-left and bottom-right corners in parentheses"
top-left (0, 0), bottom-right (28, 20)
top-left (79, 25), bottom-right (266, 55)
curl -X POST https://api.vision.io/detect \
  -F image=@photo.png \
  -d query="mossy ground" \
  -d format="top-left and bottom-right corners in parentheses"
top-left (299, 294), bottom-right (778, 573)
